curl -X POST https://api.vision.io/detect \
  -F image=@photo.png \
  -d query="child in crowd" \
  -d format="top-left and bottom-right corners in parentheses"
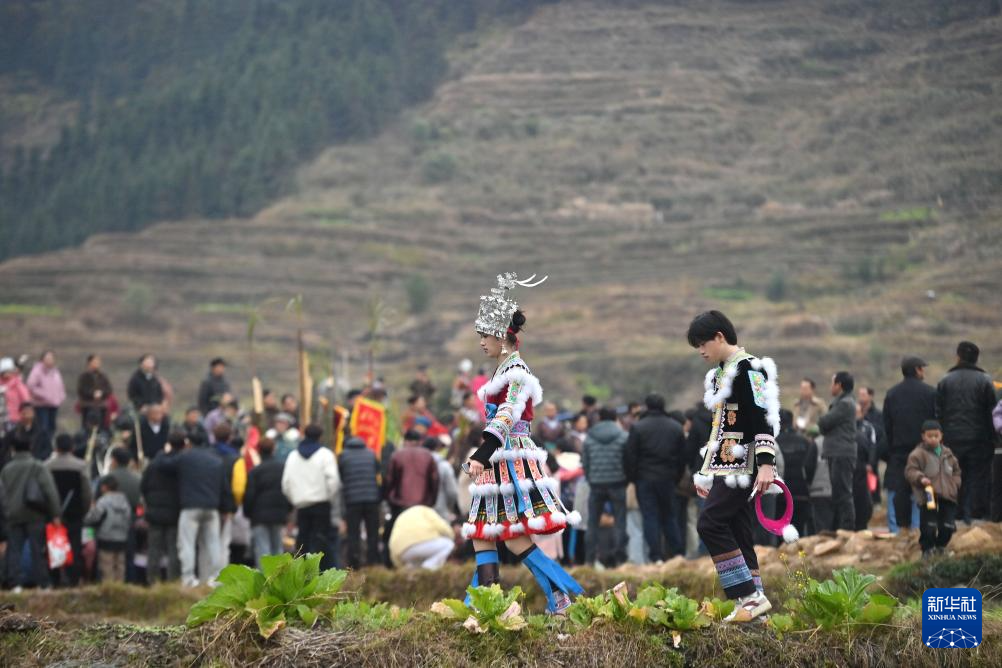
top-left (905, 420), bottom-right (961, 557)
top-left (84, 476), bottom-right (133, 582)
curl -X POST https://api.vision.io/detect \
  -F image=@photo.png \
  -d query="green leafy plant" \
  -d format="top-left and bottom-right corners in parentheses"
top-left (567, 582), bottom-right (709, 631)
top-left (431, 585), bottom-right (528, 633)
top-left (186, 553), bottom-right (348, 638)
top-left (333, 600), bottom-right (412, 630)
top-left (767, 613), bottom-right (796, 639)
top-left (783, 567), bottom-right (898, 633)
top-left (698, 597), bottom-right (736, 622)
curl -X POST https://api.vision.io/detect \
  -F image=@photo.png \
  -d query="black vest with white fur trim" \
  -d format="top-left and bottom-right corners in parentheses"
top-left (696, 351), bottom-right (779, 482)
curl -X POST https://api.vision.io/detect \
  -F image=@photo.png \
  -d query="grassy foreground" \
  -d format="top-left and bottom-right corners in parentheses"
top-left (2, 605), bottom-right (998, 667)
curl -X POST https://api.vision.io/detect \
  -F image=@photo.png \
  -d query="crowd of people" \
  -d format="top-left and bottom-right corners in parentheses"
top-left (0, 337), bottom-right (999, 590)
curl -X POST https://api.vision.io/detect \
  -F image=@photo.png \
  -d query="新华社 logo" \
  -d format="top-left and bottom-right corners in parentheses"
top-left (922, 588), bottom-right (982, 648)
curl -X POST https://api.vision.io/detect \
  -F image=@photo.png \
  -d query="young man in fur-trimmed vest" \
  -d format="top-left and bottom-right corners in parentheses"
top-left (688, 310), bottom-right (782, 623)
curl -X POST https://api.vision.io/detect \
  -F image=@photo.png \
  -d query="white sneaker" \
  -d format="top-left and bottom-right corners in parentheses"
top-left (724, 591), bottom-right (772, 623)
top-left (11, 586), bottom-right (22, 594)
top-left (182, 577), bottom-right (200, 588)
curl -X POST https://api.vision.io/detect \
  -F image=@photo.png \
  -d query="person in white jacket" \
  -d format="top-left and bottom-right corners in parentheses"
top-left (281, 424), bottom-right (341, 569)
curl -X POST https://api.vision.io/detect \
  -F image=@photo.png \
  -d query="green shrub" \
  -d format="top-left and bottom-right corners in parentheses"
top-left (420, 151), bottom-right (458, 184)
top-left (186, 553), bottom-right (347, 638)
top-left (766, 270), bottom-right (786, 302)
top-left (405, 274), bottom-right (432, 314)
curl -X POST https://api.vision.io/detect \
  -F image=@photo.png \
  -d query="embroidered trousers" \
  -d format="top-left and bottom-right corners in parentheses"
top-left (696, 479), bottom-right (758, 600)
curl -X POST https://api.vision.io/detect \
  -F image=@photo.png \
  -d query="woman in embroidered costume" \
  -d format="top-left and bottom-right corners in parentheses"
top-left (688, 310), bottom-right (790, 623)
top-left (463, 273), bottom-right (583, 614)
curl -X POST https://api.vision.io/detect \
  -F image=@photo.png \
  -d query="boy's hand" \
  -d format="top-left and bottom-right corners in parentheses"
top-left (920, 476), bottom-right (931, 486)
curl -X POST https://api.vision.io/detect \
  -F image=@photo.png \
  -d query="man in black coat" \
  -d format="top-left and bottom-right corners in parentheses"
top-left (882, 356), bottom-right (936, 532)
top-left (243, 437), bottom-right (291, 568)
top-left (197, 358), bottom-right (231, 415)
top-left (625, 394), bottom-right (686, 562)
top-left (2, 403), bottom-right (51, 464)
top-left (126, 354), bottom-right (164, 413)
top-left (936, 341), bottom-right (997, 522)
top-left (47, 433), bottom-right (91, 586)
top-left (142, 433), bottom-right (182, 583)
top-left (338, 436), bottom-right (382, 568)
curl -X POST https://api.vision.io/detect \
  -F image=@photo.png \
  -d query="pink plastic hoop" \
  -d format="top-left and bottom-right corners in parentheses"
top-left (756, 478), bottom-right (794, 536)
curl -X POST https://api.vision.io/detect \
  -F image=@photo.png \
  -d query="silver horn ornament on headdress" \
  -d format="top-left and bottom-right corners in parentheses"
top-left (474, 272), bottom-right (548, 338)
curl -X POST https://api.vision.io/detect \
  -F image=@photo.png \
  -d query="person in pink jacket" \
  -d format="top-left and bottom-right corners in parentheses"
top-left (1, 357), bottom-right (32, 432)
top-left (26, 351), bottom-right (66, 436)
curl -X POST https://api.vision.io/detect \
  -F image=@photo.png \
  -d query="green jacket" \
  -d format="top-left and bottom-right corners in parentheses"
top-left (0, 452), bottom-right (62, 524)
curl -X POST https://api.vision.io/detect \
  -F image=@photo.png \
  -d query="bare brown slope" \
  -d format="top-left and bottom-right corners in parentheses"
top-left (1, 0), bottom-right (1001, 412)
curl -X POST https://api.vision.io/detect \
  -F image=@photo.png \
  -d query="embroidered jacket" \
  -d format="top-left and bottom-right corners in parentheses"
top-left (469, 352), bottom-right (542, 466)
top-left (697, 349), bottom-right (779, 479)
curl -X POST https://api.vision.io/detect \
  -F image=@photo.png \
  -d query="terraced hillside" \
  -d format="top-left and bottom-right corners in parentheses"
top-left (1, 0), bottom-right (1001, 413)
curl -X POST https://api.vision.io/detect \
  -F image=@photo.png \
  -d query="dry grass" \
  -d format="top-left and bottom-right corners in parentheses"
top-left (3, 608), bottom-right (999, 667)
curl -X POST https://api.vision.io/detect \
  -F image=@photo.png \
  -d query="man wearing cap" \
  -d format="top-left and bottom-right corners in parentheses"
top-left (197, 358), bottom-right (231, 415)
top-left (936, 341), bottom-right (997, 523)
top-left (882, 356), bottom-right (936, 532)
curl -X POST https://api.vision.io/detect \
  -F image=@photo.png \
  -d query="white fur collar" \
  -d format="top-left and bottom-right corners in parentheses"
top-left (477, 352), bottom-right (543, 407)
top-left (703, 351), bottom-right (781, 436)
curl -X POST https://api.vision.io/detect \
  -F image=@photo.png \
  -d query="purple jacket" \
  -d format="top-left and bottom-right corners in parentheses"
top-left (27, 362), bottom-right (66, 408)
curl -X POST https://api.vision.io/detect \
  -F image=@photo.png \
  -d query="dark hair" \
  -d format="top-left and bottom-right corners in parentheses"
top-left (957, 340), bottom-right (980, 365)
top-left (347, 389), bottom-right (362, 400)
top-left (258, 437), bottom-right (276, 457)
top-left (598, 406), bottom-right (618, 422)
top-left (407, 395), bottom-right (420, 406)
top-left (304, 424), bottom-right (324, 441)
top-left (779, 408), bottom-right (794, 430)
top-left (168, 431), bottom-right (188, 450)
top-left (802, 377), bottom-right (816, 389)
top-left (111, 447), bottom-right (132, 467)
top-left (281, 393), bottom-right (296, 404)
top-left (921, 419), bottom-right (943, 433)
top-left (55, 433), bottom-right (74, 452)
top-left (506, 310), bottom-right (526, 347)
top-left (901, 356), bottom-right (926, 378)
top-left (40, 350), bottom-right (54, 361)
top-left (213, 423), bottom-right (233, 443)
top-left (138, 353), bottom-right (155, 365)
top-left (687, 310), bottom-right (737, 347)
top-left (421, 436), bottom-right (441, 451)
top-left (403, 429), bottom-right (423, 442)
top-left (644, 393), bottom-right (666, 411)
top-left (209, 357), bottom-right (226, 367)
top-left (581, 395), bottom-right (597, 407)
top-left (860, 387), bottom-right (875, 397)
top-left (86, 353), bottom-right (99, 363)
top-left (101, 476), bottom-right (119, 491)
top-left (667, 410), bottom-right (686, 426)
top-left (833, 371), bottom-right (855, 394)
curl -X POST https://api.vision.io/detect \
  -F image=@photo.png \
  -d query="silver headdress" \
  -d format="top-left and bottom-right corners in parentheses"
top-left (474, 273), bottom-right (548, 338)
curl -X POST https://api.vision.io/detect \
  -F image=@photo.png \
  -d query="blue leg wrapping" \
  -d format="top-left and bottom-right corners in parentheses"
top-left (521, 547), bottom-right (583, 611)
top-left (465, 550), bottom-right (499, 606)
top-left (463, 570), bottom-right (479, 606)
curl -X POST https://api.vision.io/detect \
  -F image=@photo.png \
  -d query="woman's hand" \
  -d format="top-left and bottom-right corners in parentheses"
top-left (466, 460), bottom-right (484, 478)
top-left (696, 485), bottom-right (710, 499)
